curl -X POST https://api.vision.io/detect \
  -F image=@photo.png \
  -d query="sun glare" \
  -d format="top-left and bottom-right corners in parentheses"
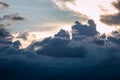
top-left (97, 25), bottom-right (115, 34)
top-left (12, 31), bottom-right (54, 48)
top-left (65, 0), bottom-right (117, 34)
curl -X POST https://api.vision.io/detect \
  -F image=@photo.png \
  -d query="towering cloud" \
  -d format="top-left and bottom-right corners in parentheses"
top-left (72, 19), bottom-right (98, 41)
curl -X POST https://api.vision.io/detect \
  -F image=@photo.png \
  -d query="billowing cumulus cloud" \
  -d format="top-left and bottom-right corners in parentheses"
top-left (1, 19), bottom-right (120, 80)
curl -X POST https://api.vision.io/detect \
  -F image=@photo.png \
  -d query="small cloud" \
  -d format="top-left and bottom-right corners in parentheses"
top-left (17, 32), bottom-right (29, 40)
top-left (54, 29), bottom-right (70, 39)
top-left (2, 13), bottom-right (25, 21)
top-left (0, 2), bottom-right (9, 8)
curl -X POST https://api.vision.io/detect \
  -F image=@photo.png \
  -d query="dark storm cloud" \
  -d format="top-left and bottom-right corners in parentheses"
top-left (1, 19), bottom-right (120, 80)
top-left (36, 38), bottom-right (88, 58)
top-left (100, 0), bottom-right (120, 26)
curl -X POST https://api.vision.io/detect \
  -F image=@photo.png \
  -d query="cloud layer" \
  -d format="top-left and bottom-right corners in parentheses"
top-left (1, 1), bottom-right (120, 80)
top-left (1, 19), bottom-right (120, 80)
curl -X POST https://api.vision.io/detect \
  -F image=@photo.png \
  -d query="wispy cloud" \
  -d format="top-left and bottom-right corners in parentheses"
top-left (100, 0), bottom-right (120, 26)
top-left (0, 2), bottom-right (9, 9)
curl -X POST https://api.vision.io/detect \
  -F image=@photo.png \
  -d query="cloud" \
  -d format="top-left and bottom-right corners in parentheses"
top-left (100, 0), bottom-right (120, 26)
top-left (92, 38), bottom-right (105, 46)
top-left (52, 0), bottom-right (88, 19)
top-left (52, 0), bottom-right (116, 21)
top-left (100, 13), bottom-right (120, 26)
top-left (0, 13), bottom-right (25, 30)
top-left (1, 13), bottom-right (25, 21)
top-left (0, 27), bottom-right (13, 40)
top-left (1, 1), bottom-right (120, 79)
top-left (72, 19), bottom-right (99, 41)
top-left (54, 29), bottom-right (70, 39)
top-left (52, 0), bottom-right (119, 34)
top-left (17, 32), bottom-right (29, 40)
top-left (0, 27), bottom-right (21, 55)
top-left (0, 2), bottom-right (9, 8)
top-left (36, 37), bottom-right (88, 58)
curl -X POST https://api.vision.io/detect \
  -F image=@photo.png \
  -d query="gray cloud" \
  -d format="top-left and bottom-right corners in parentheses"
top-left (1, 13), bottom-right (25, 21)
top-left (1, 1), bottom-right (120, 79)
top-left (0, 13), bottom-right (25, 31)
top-left (100, 13), bottom-right (120, 26)
top-left (54, 29), bottom-right (70, 39)
top-left (100, 0), bottom-right (120, 26)
top-left (0, 2), bottom-right (9, 8)
top-left (0, 27), bottom-right (13, 40)
top-left (52, 0), bottom-right (88, 20)
top-left (72, 19), bottom-right (99, 41)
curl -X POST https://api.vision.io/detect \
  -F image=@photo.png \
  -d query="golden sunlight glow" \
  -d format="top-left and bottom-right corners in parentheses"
top-left (12, 31), bottom-right (54, 48)
top-left (12, 0), bottom-right (119, 48)
top-left (97, 24), bottom-right (116, 34)
top-left (60, 24), bottom-right (72, 32)
top-left (65, 0), bottom-right (117, 19)
top-left (53, 0), bottom-right (118, 34)
top-left (66, 0), bottom-right (117, 34)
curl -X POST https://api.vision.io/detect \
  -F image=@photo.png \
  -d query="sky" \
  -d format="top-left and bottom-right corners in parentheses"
top-left (1, 0), bottom-right (119, 48)
top-left (1, 0), bottom-right (85, 32)
top-left (0, 0), bottom-right (88, 47)
top-left (1, 0), bottom-right (120, 80)
top-left (2, 0), bottom-right (118, 33)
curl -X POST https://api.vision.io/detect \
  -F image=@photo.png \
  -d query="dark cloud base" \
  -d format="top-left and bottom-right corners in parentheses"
top-left (1, 19), bottom-right (120, 80)
top-left (1, 54), bottom-right (120, 80)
